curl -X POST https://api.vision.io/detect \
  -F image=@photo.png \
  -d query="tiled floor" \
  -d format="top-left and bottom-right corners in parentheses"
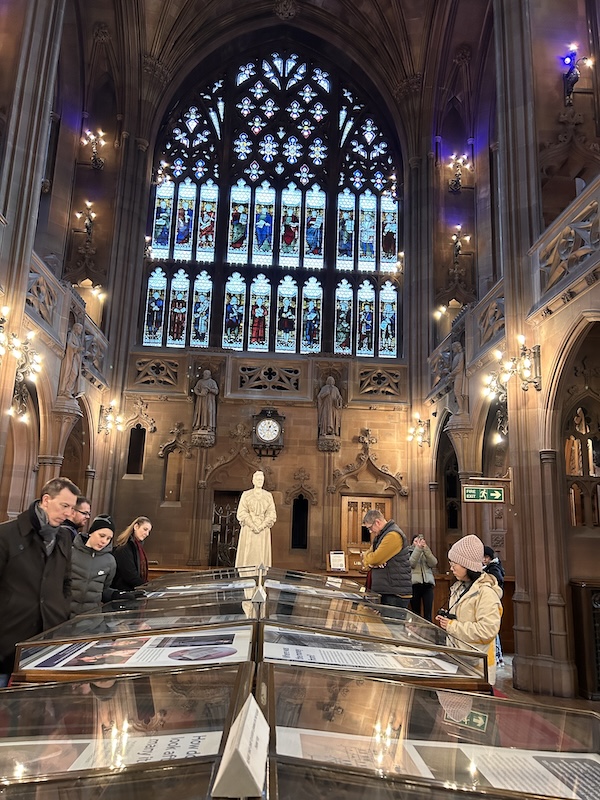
top-left (495, 654), bottom-right (600, 713)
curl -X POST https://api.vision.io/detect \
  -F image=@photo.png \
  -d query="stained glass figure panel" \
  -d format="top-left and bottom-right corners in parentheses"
top-left (381, 195), bottom-right (398, 270)
top-left (152, 181), bottom-right (175, 259)
top-left (173, 178), bottom-right (196, 261)
top-left (378, 280), bottom-right (397, 358)
top-left (143, 268), bottom-right (167, 346)
top-left (252, 182), bottom-right (275, 266)
top-left (190, 271), bottom-right (213, 348)
top-left (304, 184), bottom-right (325, 268)
top-left (223, 272), bottom-right (246, 350)
top-left (336, 189), bottom-right (355, 270)
top-left (275, 275), bottom-right (298, 352)
top-left (334, 279), bottom-right (353, 355)
top-left (356, 280), bottom-right (375, 357)
top-left (166, 269), bottom-right (190, 348)
top-left (300, 277), bottom-right (323, 354)
top-left (248, 274), bottom-right (271, 352)
top-left (228, 181), bottom-right (251, 263)
top-left (358, 190), bottom-right (376, 271)
top-left (280, 184), bottom-right (301, 268)
top-left (197, 180), bottom-right (218, 262)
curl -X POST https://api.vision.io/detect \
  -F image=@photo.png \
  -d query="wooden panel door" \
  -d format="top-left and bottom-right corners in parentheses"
top-left (340, 496), bottom-right (392, 571)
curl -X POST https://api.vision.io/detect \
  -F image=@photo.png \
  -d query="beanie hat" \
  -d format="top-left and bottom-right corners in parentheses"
top-left (483, 545), bottom-right (495, 559)
top-left (448, 534), bottom-right (484, 573)
top-left (88, 514), bottom-right (116, 535)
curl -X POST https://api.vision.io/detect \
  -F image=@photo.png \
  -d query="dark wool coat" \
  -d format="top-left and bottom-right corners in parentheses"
top-left (70, 534), bottom-right (117, 617)
top-left (112, 537), bottom-right (145, 591)
top-left (0, 503), bottom-right (72, 674)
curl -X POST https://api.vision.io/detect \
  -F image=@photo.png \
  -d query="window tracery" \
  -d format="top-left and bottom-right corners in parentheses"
top-left (144, 46), bottom-right (402, 357)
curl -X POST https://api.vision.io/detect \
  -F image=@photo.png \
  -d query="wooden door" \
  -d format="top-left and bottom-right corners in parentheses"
top-left (340, 496), bottom-right (392, 571)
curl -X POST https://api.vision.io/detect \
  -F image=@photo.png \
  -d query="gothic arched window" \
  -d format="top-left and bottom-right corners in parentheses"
top-left (144, 46), bottom-right (402, 357)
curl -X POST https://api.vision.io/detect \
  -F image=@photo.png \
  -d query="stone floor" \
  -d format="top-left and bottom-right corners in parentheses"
top-left (495, 654), bottom-right (600, 713)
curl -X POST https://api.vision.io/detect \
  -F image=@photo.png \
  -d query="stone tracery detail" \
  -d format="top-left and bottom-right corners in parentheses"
top-left (284, 468), bottom-right (318, 506)
top-left (358, 368), bottom-right (401, 397)
top-left (273, 0), bottom-right (298, 20)
top-left (135, 357), bottom-right (179, 386)
top-left (238, 363), bottom-right (301, 392)
top-left (26, 272), bottom-right (57, 325)
top-left (124, 397), bottom-right (157, 433)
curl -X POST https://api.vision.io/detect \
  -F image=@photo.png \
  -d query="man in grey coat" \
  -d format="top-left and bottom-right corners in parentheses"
top-left (0, 476), bottom-right (80, 685)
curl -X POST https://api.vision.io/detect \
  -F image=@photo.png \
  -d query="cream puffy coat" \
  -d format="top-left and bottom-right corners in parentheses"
top-left (446, 572), bottom-right (503, 685)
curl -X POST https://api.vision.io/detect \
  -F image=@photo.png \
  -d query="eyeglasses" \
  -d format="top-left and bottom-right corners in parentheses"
top-left (77, 510), bottom-right (91, 517)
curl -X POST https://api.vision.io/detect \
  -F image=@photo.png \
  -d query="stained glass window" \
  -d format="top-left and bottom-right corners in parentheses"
top-left (143, 268), bottom-right (167, 346)
top-left (145, 45), bottom-right (402, 356)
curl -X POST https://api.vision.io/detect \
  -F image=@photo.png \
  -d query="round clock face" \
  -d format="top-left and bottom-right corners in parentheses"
top-left (256, 418), bottom-right (281, 443)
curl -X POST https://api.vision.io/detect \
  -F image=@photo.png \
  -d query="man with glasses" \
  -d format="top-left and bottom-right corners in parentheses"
top-left (0, 476), bottom-right (80, 686)
top-left (63, 496), bottom-right (92, 541)
top-left (361, 509), bottom-right (412, 609)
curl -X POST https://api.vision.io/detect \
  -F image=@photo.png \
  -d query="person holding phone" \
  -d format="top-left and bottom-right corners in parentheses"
top-left (409, 534), bottom-right (438, 621)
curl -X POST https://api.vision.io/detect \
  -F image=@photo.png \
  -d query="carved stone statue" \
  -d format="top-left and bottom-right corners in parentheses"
top-left (317, 376), bottom-right (342, 437)
top-left (449, 341), bottom-right (468, 415)
top-left (235, 471), bottom-right (277, 568)
top-left (58, 322), bottom-right (84, 398)
top-left (192, 369), bottom-right (219, 430)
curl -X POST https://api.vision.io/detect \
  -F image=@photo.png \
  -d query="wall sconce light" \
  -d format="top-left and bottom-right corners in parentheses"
top-left (451, 225), bottom-right (470, 267)
top-left (6, 331), bottom-right (42, 422)
top-left (433, 304), bottom-right (448, 320)
top-left (483, 337), bottom-right (542, 401)
top-left (396, 251), bottom-right (404, 274)
top-left (81, 129), bottom-right (106, 170)
top-left (408, 415), bottom-right (430, 447)
top-left (98, 401), bottom-right (124, 435)
top-left (75, 202), bottom-right (96, 241)
top-left (448, 153), bottom-right (472, 193)
top-left (516, 334), bottom-right (542, 392)
top-left (562, 45), bottom-right (594, 106)
top-left (151, 160), bottom-right (171, 185)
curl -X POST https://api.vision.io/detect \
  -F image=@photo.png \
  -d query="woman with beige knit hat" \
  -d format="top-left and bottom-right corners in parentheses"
top-left (435, 533), bottom-right (503, 684)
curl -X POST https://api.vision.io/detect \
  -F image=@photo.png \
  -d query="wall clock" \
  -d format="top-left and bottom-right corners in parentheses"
top-left (252, 408), bottom-right (285, 458)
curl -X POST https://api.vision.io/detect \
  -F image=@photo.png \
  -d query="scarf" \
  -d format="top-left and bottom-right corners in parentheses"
top-left (34, 502), bottom-right (60, 557)
top-left (134, 536), bottom-right (148, 583)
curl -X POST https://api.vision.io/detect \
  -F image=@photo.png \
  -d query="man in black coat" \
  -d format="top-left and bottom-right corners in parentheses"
top-left (0, 476), bottom-right (80, 684)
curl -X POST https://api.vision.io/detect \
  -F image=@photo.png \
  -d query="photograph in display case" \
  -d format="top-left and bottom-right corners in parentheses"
top-left (19, 626), bottom-right (254, 675)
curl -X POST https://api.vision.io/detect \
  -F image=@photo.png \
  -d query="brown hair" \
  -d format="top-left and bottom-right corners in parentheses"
top-left (115, 516), bottom-right (152, 547)
top-left (40, 477), bottom-right (81, 499)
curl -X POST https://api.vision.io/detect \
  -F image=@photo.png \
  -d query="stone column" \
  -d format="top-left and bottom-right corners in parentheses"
top-left (0, 0), bottom-right (67, 477)
top-left (493, 0), bottom-right (575, 694)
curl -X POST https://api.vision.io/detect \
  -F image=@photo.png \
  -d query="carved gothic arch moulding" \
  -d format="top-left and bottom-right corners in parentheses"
top-left (542, 313), bottom-right (600, 451)
top-left (329, 428), bottom-right (408, 500)
top-left (284, 468), bottom-right (318, 506)
top-left (200, 422), bottom-right (275, 491)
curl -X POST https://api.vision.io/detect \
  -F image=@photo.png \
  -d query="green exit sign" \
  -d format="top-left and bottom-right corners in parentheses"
top-left (463, 486), bottom-right (505, 503)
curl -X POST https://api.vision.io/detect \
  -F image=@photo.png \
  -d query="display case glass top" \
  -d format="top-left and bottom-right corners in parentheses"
top-left (0, 665), bottom-right (252, 786)
top-left (260, 663), bottom-right (600, 800)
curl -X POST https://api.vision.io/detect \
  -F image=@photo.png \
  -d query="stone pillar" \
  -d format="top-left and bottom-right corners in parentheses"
top-left (0, 0), bottom-right (67, 477)
top-left (493, 0), bottom-right (576, 694)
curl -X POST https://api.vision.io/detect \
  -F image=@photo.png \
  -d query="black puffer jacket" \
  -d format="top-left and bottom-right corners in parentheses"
top-left (70, 533), bottom-right (117, 617)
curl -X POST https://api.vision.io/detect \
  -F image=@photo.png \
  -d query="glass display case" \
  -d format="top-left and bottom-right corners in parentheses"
top-left (258, 621), bottom-right (488, 690)
top-left (259, 663), bottom-right (600, 800)
top-left (0, 664), bottom-right (252, 788)
top-left (14, 621), bottom-right (256, 683)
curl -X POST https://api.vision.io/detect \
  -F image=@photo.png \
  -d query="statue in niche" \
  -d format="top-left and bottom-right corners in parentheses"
top-left (317, 376), bottom-right (342, 437)
top-left (448, 341), bottom-right (468, 415)
top-left (192, 369), bottom-right (219, 430)
top-left (58, 322), bottom-right (84, 398)
top-left (235, 470), bottom-right (277, 568)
